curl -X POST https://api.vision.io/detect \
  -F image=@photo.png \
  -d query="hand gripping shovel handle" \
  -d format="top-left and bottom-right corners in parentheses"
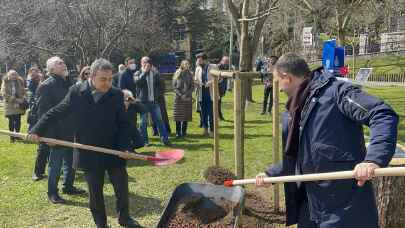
top-left (224, 167), bottom-right (405, 187)
top-left (0, 130), bottom-right (166, 162)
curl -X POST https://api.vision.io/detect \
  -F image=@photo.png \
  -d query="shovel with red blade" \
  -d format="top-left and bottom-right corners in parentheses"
top-left (0, 130), bottom-right (184, 166)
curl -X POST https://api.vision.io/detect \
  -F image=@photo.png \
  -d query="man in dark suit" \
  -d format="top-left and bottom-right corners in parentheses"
top-left (29, 58), bottom-right (142, 228)
top-left (33, 56), bottom-right (85, 203)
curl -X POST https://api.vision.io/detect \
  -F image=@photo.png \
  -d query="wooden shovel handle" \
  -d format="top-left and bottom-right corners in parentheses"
top-left (231, 167), bottom-right (405, 186)
top-left (0, 130), bottom-right (159, 161)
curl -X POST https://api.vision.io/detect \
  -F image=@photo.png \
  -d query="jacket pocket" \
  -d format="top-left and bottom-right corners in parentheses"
top-left (312, 143), bottom-right (355, 162)
top-left (311, 143), bottom-right (356, 173)
top-left (308, 143), bottom-right (357, 212)
top-left (307, 178), bottom-right (356, 212)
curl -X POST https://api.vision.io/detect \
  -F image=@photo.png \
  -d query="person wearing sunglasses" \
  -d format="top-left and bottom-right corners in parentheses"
top-left (77, 66), bottom-right (91, 84)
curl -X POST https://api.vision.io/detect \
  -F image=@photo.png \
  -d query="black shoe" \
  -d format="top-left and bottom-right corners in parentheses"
top-left (96, 224), bottom-right (111, 228)
top-left (120, 218), bottom-right (143, 228)
top-left (48, 193), bottom-right (66, 204)
top-left (176, 134), bottom-right (182, 139)
top-left (62, 187), bottom-right (86, 195)
top-left (32, 174), bottom-right (45, 181)
top-left (260, 111), bottom-right (266, 115)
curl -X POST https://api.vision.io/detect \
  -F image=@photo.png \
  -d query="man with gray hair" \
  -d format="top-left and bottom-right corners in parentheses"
top-left (256, 53), bottom-right (398, 227)
top-left (33, 56), bottom-right (85, 203)
top-left (29, 58), bottom-right (142, 228)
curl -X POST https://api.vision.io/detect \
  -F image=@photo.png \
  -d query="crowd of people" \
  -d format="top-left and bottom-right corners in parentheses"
top-left (1, 52), bottom-right (399, 228)
top-left (0, 53), bottom-right (237, 228)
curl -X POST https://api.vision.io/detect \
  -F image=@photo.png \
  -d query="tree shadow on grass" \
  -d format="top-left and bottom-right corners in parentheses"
top-left (105, 192), bottom-right (164, 220)
top-left (63, 198), bottom-right (89, 208)
top-left (220, 124), bottom-right (259, 129)
top-left (245, 119), bottom-right (271, 124)
top-left (216, 133), bottom-right (272, 140)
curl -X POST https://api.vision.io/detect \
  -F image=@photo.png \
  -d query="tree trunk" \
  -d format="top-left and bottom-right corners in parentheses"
top-left (337, 27), bottom-right (346, 46)
top-left (239, 0), bottom-right (254, 103)
top-left (242, 51), bottom-right (254, 103)
top-left (373, 165), bottom-right (405, 228)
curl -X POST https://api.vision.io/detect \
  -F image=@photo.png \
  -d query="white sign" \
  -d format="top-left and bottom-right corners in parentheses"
top-left (359, 34), bottom-right (368, 55)
top-left (303, 27), bottom-right (313, 47)
top-left (381, 32), bottom-right (405, 52)
top-left (355, 68), bottom-right (373, 84)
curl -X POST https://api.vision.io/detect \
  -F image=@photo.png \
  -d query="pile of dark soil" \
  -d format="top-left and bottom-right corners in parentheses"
top-left (165, 193), bottom-right (238, 228)
top-left (203, 166), bottom-right (237, 185)
top-left (203, 166), bottom-right (286, 228)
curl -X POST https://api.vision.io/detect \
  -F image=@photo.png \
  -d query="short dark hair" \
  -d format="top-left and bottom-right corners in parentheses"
top-left (125, 57), bottom-right (134, 64)
top-left (196, 52), bottom-right (208, 60)
top-left (274, 53), bottom-right (310, 78)
top-left (269, 56), bottom-right (278, 65)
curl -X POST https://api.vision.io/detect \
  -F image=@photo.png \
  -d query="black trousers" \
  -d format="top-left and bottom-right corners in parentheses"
top-left (84, 167), bottom-right (130, 227)
top-left (175, 121), bottom-right (188, 136)
top-left (33, 143), bottom-right (50, 176)
top-left (7, 114), bottom-right (21, 132)
top-left (262, 86), bottom-right (273, 113)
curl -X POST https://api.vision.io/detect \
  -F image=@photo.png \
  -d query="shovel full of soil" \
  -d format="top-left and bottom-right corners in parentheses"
top-left (156, 183), bottom-right (245, 228)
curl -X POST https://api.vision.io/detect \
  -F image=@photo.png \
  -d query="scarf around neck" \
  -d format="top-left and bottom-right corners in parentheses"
top-left (284, 77), bottom-right (312, 158)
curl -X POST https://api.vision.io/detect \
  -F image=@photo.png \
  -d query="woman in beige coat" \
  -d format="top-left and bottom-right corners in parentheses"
top-left (1, 70), bottom-right (26, 142)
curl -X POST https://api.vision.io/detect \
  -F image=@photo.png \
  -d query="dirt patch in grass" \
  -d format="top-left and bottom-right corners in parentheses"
top-left (203, 166), bottom-right (237, 185)
top-left (204, 166), bottom-right (286, 228)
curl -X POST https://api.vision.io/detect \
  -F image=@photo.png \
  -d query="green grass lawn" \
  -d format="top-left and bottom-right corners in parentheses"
top-left (0, 84), bottom-right (404, 228)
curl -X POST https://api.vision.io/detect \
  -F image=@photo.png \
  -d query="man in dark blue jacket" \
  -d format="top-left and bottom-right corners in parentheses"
top-left (34, 56), bottom-right (85, 203)
top-left (256, 53), bottom-right (398, 228)
top-left (118, 57), bottom-right (138, 95)
top-left (29, 58), bottom-right (142, 228)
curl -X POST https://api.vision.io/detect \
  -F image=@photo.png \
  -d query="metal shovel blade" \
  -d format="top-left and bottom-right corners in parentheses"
top-left (153, 149), bottom-right (185, 166)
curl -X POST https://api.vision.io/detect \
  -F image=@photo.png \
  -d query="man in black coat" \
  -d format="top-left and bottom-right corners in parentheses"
top-left (29, 58), bottom-right (142, 228)
top-left (33, 56), bottom-right (84, 202)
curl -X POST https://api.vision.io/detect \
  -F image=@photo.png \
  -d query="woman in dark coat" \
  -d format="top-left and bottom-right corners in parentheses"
top-left (172, 60), bottom-right (194, 138)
